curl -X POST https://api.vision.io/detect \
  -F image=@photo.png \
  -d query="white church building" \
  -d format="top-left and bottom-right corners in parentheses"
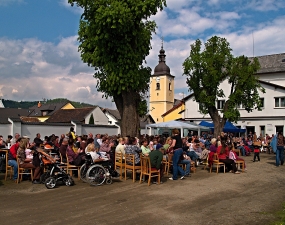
top-left (182, 53), bottom-right (285, 136)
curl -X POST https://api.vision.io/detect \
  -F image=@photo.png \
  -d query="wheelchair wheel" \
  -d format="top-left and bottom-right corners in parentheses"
top-left (86, 165), bottom-right (107, 186)
top-left (79, 164), bottom-right (89, 183)
top-left (45, 177), bottom-right (56, 189)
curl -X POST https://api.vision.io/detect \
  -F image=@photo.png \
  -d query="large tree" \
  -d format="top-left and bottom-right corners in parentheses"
top-left (68, 0), bottom-right (166, 136)
top-left (183, 36), bottom-right (265, 137)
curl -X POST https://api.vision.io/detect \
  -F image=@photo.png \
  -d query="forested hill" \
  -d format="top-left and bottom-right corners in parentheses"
top-left (2, 98), bottom-right (96, 109)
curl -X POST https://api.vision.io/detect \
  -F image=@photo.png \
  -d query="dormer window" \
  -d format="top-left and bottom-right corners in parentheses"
top-left (42, 111), bottom-right (48, 116)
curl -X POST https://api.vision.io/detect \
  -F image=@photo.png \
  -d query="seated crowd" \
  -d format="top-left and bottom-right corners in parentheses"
top-left (1, 128), bottom-right (267, 185)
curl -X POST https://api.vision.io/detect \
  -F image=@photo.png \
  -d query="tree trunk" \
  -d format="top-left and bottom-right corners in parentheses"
top-left (208, 106), bottom-right (226, 138)
top-left (113, 90), bottom-right (140, 137)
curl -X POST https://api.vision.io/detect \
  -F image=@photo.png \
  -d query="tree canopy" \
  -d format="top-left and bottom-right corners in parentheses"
top-left (68, 0), bottom-right (166, 136)
top-left (183, 36), bottom-right (265, 137)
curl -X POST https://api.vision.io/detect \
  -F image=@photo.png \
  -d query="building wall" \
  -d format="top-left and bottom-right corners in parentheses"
top-left (82, 126), bottom-right (119, 136)
top-left (183, 79), bottom-right (285, 136)
top-left (84, 107), bottom-right (109, 125)
top-left (105, 113), bottom-right (117, 125)
top-left (21, 124), bottom-right (71, 138)
top-left (149, 75), bottom-right (174, 123)
top-left (0, 124), bottom-right (12, 138)
top-left (2, 122), bottom-right (119, 139)
top-left (61, 103), bottom-right (75, 109)
top-left (257, 72), bottom-right (285, 87)
top-left (162, 103), bottom-right (184, 122)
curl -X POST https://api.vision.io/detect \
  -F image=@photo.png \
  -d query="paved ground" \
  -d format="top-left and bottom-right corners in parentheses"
top-left (0, 153), bottom-right (284, 225)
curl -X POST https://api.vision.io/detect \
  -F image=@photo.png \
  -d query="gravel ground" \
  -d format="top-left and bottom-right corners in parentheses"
top-left (0, 153), bottom-right (284, 225)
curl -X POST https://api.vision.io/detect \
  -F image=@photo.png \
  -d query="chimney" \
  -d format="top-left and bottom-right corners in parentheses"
top-left (38, 101), bottom-right (42, 108)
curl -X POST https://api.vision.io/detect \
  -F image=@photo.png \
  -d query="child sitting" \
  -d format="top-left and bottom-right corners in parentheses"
top-left (229, 148), bottom-right (247, 170)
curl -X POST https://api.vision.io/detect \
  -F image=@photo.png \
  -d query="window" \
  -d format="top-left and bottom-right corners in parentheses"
top-left (259, 98), bottom-right (264, 108)
top-left (169, 83), bottom-right (171, 91)
top-left (199, 103), bottom-right (205, 111)
top-left (42, 111), bottom-right (48, 116)
top-left (217, 100), bottom-right (225, 110)
top-left (237, 103), bottom-right (245, 109)
top-left (156, 83), bottom-right (160, 90)
top-left (275, 97), bottom-right (285, 107)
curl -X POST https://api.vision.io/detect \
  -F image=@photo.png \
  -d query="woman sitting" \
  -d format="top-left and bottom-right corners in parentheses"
top-left (66, 140), bottom-right (85, 166)
top-left (87, 143), bottom-right (118, 177)
top-left (100, 137), bottom-right (114, 158)
top-left (125, 137), bottom-right (142, 166)
top-left (209, 138), bottom-right (217, 153)
top-left (17, 138), bottom-right (42, 184)
top-left (216, 139), bottom-right (240, 174)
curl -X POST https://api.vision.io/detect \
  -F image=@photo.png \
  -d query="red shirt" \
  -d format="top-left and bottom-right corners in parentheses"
top-left (9, 143), bottom-right (19, 159)
top-left (216, 146), bottom-right (229, 159)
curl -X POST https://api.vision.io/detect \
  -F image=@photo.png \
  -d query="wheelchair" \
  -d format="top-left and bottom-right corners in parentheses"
top-left (80, 154), bottom-right (116, 186)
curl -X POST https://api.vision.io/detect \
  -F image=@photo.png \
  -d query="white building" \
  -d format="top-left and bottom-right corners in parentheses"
top-left (0, 99), bottom-right (4, 108)
top-left (182, 53), bottom-right (285, 136)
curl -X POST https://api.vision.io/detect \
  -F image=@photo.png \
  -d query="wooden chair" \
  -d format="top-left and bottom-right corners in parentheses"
top-left (235, 159), bottom-right (245, 172)
top-left (190, 161), bottom-right (196, 173)
top-left (163, 154), bottom-right (173, 175)
top-left (58, 152), bottom-right (68, 170)
top-left (115, 152), bottom-right (124, 180)
top-left (16, 157), bottom-right (33, 183)
top-left (139, 156), bottom-right (160, 186)
top-left (0, 150), bottom-right (13, 181)
top-left (234, 149), bottom-right (241, 156)
top-left (210, 153), bottom-right (225, 174)
top-left (66, 154), bottom-right (81, 180)
top-left (202, 155), bottom-right (209, 170)
top-left (124, 154), bottom-right (141, 182)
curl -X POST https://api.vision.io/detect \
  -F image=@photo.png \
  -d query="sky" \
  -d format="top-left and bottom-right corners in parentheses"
top-left (0, 0), bottom-right (284, 109)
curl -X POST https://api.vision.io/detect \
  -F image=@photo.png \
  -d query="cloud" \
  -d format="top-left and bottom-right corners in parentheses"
top-left (0, 0), bottom-right (24, 6)
top-left (0, 36), bottom-right (116, 107)
top-left (59, 0), bottom-right (83, 14)
top-left (246, 0), bottom-right (285, 11)
top-left (152, 7), bottom-right (242, 38)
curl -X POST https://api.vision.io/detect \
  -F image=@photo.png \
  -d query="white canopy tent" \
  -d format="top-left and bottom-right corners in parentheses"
top-left (145, 120), bottom-right (210, 137)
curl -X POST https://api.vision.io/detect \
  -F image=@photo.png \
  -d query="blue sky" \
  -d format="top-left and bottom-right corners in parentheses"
top-left (0, 0), bottom-right (284, 108)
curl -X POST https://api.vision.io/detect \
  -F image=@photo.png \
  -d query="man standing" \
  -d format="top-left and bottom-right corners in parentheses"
top-left (34, 133), bottom-right (43, 148)
top-left (276, 132), bottom-right (285, 167)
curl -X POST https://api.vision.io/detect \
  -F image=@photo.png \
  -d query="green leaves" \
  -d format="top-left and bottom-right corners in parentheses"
top-left (183, 35), bottom-right (265, 125)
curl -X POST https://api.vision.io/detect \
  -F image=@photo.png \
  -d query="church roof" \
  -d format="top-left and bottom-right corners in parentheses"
top-left (153, 47), bottom-right (174, 77)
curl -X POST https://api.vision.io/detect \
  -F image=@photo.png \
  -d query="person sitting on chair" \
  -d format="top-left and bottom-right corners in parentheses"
top-left (17, 138), bottom-right (42, 184)
top-left (87, 143), bottom-right (118, 177)
top-left (149, 147), bottom-right (165, 184)
top-left (8, 138), bottom-right (21, 182)
top-left (125, 137), bottom-right (142, 166)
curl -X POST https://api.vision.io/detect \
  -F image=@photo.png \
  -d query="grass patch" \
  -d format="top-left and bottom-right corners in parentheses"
top-left (271, 203), bottom-right (285, 225)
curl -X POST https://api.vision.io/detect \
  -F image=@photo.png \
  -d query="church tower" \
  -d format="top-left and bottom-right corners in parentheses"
top-left (149, 45), bottom-right (174, 123)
